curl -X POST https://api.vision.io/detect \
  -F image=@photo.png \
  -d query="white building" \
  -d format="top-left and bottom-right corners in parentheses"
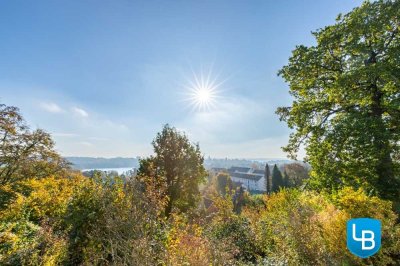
top-left (228, 167), bottom-right (266, 192)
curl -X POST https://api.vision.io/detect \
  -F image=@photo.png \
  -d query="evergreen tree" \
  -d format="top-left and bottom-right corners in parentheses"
top-left (271, 164), bottom-right (284, 192)
top-left (264, 163), bottom-right (271, 193)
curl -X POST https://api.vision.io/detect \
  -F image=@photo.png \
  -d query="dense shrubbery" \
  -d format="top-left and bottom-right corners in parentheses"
top-left (1, 173), bottom-right (399, 265)
top-left (1, 175), bottom-right (78, 264)
top-left (0, 175), bottom-right (165, 265)
top-left (243, 188), bottom-right (400, 265)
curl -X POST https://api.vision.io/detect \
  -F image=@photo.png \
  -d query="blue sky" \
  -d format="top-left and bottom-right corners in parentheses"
top-left (0, 0), bottom-right (363, 158)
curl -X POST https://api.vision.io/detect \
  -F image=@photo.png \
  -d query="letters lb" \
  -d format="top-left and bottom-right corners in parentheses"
top-left (347, 218), bottom-right (381, 258)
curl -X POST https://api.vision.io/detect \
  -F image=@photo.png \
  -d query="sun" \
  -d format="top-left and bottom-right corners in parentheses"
top-left (196, 88), bottom-right (211, 103)
top-left (191, 85), bottom-right (216, 108)
top-left (183, 68), bottom-right (226, 111)
top-left (187, 83), bottom-right (218, 111)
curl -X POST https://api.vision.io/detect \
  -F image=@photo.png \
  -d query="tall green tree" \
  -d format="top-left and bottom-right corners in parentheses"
top-left (271, 164), bottom-right (284, 192)
top-left (264, 163), bottom-right (271, 193)
top-left (276, 0), bottom-right (400, 200)
top-left (136, 124), bottom-right (206, 216)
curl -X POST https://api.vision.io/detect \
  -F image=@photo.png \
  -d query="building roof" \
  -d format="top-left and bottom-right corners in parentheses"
top-left (231, 172), bottom-right (263, 181)
top-left (253, 169), bottom-right (265, 175)
top-left (228, 166), bottom-right (251, 173)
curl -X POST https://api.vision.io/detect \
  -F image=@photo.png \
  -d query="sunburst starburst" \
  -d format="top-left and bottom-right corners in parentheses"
top-left (183, 67), bottom-right (227, 111)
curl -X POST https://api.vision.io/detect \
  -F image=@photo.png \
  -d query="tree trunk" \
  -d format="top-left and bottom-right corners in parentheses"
top-left (370, 81), bottom-right (397, 199)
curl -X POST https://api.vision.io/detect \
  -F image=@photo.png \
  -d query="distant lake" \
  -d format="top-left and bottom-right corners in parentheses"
top-left (81, 167), bottom-right (135, 174)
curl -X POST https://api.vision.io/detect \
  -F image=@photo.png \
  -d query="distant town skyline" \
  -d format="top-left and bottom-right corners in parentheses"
top-left (0, 0), bottom-right (362, 158)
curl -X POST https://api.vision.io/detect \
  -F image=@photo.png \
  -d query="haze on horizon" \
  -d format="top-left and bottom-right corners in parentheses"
top-left (0, 0), bottom-right (362, 159)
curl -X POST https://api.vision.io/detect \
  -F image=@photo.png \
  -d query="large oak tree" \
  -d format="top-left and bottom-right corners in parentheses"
top-left (277, 0), bottom-right (400, 200)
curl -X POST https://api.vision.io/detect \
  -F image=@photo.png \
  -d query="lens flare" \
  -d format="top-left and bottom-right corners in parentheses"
top-left (183, 67), bottom-right (227, 111)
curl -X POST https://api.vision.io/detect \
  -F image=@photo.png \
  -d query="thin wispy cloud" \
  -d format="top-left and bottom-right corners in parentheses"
top-left (40, 102), bottom-right (64, 113)
top-left (88, 137), bottom-right (109, 141)
top-left (78, 141), bottom-right (93, 147)
top-left (103, 119), bottom-right (128, 130)
top-left (72, 107), bottom-right (89, 117)
top-left (53, 133), bottom-right (78, 137)
top-left (179, 95), bottom-right (271, 144)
